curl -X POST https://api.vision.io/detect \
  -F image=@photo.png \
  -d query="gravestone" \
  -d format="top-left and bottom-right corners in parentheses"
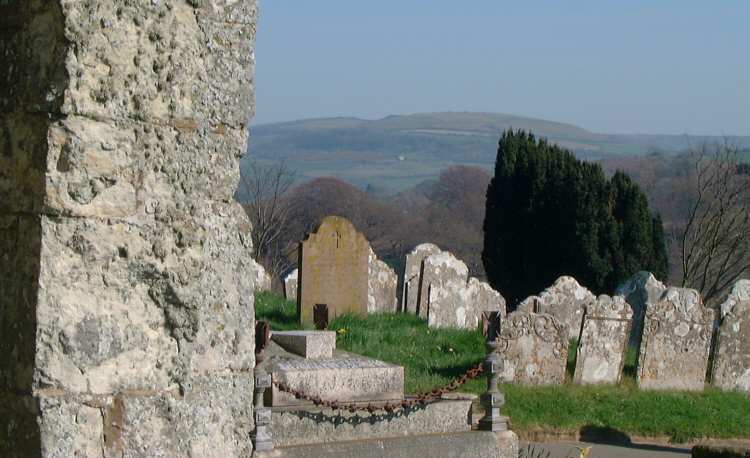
top-left (368, 247), bottom-right (398, 313)
top-left (718, 279), bottom-right (750, 319)
top-left (637, 287), bottom-right (715, 391)
top-left (0, 1), bottom-right (259, 456)
top-left (574, 295), bottom-right (633, 385)
top-left (518, 276), bottom-right (595, 340)
top-left (712, 300), bottom-right (750, 392)
top-left (251, 258), bottom-right (272, 292)
top-left (418, 251), bottom-right (469, 320)
top-left (616, 271), bottom-right (667, 345)
top-left (495, 311), bottom-right (569, 385)
top-left (468, 277), bottom-right (507, 320)
top-left (284, 268), bottom-right (299, 302)
top-left (298, 216), bottom-right (370, 326)
top-left (402, 243), bottom-right (442, 314)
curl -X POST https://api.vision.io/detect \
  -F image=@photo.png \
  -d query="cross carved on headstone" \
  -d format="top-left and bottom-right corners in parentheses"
top-left (332, 231), bottom-right (341, 249)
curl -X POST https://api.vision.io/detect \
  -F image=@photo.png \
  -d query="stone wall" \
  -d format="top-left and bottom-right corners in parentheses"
top-left (0, 1), bottom-right (259, 456)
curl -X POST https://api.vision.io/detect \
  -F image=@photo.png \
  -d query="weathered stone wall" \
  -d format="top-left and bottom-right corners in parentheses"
top-left (1, 1), bottom-right (259, 456)
top-left (574, 295), bottom-right (633, 385)
top-left (637, 288), bottom-right (714, 391)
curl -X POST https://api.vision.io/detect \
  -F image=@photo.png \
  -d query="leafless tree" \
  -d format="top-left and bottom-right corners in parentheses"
top-left (238, 161), bottom-right (297, 283)
top-left (681, 140), bottom-right (750, 305)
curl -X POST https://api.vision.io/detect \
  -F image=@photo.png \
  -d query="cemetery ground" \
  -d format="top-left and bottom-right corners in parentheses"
top-left (257, 291), bottom-right (750, 444)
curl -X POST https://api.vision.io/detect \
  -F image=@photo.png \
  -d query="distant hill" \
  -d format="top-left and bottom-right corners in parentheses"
top-left (245, 112), bottom-right (750, 194)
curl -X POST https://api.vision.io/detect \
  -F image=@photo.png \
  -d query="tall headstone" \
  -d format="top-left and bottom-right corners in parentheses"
top-left (298, 216), bottom-right (370, 326)
top-left (368, 247), bottom-right (398, 313)
top-left (616, 271), bottom-right (667, 345)
top-left (712, 301), bottom-right (750, 392)
top-left (574, 295), bottom-right (633, 385)
top-left (284, 268), bottom-right (299, 302)
top-left (718, 279), bottom-right (750, 319)
top-left (0, 1), bottom-right (259, 456)
top-left (518, 276), bottom-right (595, 340)
top-left (402, 243), bottom-right (442, 314)
top-left (637, 288), bottom-right (714, 391)
top-left (496, 311), bottom-right (569, 385)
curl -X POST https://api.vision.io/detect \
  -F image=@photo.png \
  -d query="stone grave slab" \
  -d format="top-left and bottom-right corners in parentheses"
top-left (637, 287), bottom-right (714, 391)
top-left (616, 271), bottom-right (667, 345)
top-left (518, 276), bottom-right (595, 340)
top-left (271, 331), bottom-right (336, 360)
top-left (574, 295), bottom-right (633, 385)
top-left (718, 279), bottom-right (750, 319)
top-left (712, 301), bottom-right (750, 392)
top-left (496, 311), bottom-right (569, 386)
top-left (265, 351), bottom-right (404, 408)
top-left (402, 243), bottom-right (442, 314)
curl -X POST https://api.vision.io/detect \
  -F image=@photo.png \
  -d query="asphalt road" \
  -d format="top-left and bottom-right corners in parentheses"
top-left (521, 441), bottom-right (691, 458)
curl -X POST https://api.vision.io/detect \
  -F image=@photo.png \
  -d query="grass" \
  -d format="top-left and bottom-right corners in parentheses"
top-left (256, 292), bottom-right (750, 442)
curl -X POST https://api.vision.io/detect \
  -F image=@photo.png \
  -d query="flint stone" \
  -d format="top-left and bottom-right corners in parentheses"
top-left (616, 271), bottom-right (667, 345)
top-left (719, 279), bottom-right (750, 319)
top-left (712, 301), bottom-right (750, 392)
top-left (518, 276), bottom-right (595, 340)
top-left (368, 247), bottom-right (398, 313)
top-left (284, 268), bottom-right (299, 302)
top-left (402, 243), bottom-right (442, 314)
top-left (266, 352), bottom-right (404, 408)
top-left (496, 311), bottom-right (569, 386)
top-left (637, 287), bottom-right (714, 391)
top-left (271, 331), bottom-right (336, 360)
top-left (573, 295), bottom-right (633, 385)
top-left (298, 216), bottom-right (370, 326)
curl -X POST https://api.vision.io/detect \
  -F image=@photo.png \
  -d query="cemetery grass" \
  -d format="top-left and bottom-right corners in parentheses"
top-left (256, 292), bottom-right (750, 442)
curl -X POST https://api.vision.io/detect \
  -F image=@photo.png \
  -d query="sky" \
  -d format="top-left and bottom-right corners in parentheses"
top-left (253, 1), bottom-right (749, 136)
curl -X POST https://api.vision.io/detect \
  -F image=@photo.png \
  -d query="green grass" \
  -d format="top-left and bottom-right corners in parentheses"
top-left (256, 292), bottom-right (750, 442)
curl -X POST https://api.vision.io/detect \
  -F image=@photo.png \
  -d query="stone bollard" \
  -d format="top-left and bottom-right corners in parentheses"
top-left (253, 369), bottom-right (274, 452)
top-left (479, 340), bottom-right (509, 432)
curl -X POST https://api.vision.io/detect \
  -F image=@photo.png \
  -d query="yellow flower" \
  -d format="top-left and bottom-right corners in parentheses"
top-left (337, 328), bottom-right (348, 335)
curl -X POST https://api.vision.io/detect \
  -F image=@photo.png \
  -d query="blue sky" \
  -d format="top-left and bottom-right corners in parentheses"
top-left (253, 1), bottom-right (749, 135)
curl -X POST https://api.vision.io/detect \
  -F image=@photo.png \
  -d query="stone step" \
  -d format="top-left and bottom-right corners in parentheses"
top-left (270, 395), bottom-right (477, 448)
top-left (257, 430), bottom-right (519, 458)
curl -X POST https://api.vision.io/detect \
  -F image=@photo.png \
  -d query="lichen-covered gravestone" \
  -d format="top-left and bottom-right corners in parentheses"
top-left (718, 279), bottom-right (750, 319)
top-left (574, 295), bottom-right (633, 385)
top-left (0, 1), bottom-right (259, 456)
top-left (402, 243), bottom-right (442, 314)
top-left (712, 301), bottom-right (750, 392)
top-left (518, 276), bottom-right (596, 340)
top-left (496, 311), bottom-right (569, 385)
top-left (418, 251), bottom-right (470, 323)
top-left (637, 288), bottom-right (715, 391)
top-left (367, 247), bottom-right (398, 313)
top-left (616, 271), bottom-right (667, 345)
top-left (284, 268), bottom-right (299, 302)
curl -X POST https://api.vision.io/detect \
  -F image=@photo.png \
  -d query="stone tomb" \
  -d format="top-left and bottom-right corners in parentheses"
top-left (637, 287), bottom-right (715, 391)
top-left (574, 295), bottom-right (633, 385)
top-left (272, 331), bottom-right (336, 359)
top-left (402, 243), bottom-right (442, 314)
top-left (262, 344), bottom-right (404, 408)
top-left (518, 276), bottom-right (596, 340)
top-left (496, 311), bottom-right (569, 386)
top-left (712, 301), bottom-right (750, 392)
top-left (298, 216), bottom-right (370, 326)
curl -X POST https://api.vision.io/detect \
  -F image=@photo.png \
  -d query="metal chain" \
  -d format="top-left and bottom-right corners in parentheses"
top-left (272, 361), bottom-right (484, 413)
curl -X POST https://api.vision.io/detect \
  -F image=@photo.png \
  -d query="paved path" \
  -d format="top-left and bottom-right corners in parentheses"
top-left (522, 441), bottom-right (691, 458)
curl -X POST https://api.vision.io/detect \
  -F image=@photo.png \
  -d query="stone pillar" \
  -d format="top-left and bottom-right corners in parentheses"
top-left (0, 1), bottom-right (259, 456)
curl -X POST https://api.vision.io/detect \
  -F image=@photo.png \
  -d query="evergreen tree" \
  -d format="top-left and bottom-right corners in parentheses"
top-left (483, 130), bottom-right (669, 307)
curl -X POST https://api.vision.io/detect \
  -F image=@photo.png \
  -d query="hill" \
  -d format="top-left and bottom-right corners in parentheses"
top-left (246, 112), bottom-right (750, 193)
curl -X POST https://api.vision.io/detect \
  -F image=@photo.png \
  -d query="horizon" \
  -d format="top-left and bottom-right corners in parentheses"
top-left (253, 1), bottom-right (750, 137)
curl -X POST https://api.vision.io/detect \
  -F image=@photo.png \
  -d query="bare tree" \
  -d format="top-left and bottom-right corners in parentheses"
top-left (238, 162), bottom-right (297, 283)
top-left (681, 140), bottom-right (750, 305)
